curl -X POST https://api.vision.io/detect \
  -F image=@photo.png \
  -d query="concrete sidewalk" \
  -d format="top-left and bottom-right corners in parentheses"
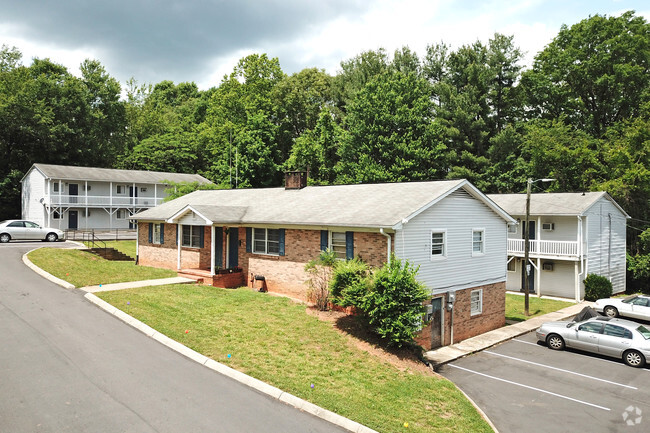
top-left (83, 277), bottom-right (196, 293)
top-left (424, 301), bottom-right (594, 368)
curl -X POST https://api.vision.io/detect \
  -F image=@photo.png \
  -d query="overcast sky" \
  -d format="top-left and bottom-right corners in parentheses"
top-left (1, 0), bottom-right (648, 90)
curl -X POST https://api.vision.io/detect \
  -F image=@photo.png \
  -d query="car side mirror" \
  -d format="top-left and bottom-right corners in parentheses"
top-left (566, 322), bottom-right (575, 328)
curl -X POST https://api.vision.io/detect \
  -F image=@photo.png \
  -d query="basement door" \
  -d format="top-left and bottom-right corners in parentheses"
top-left (430, 297), bottom-right (443, 349)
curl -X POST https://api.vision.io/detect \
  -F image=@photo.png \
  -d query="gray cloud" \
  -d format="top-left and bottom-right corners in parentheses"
top-left (0, 0), bottom-right (365, 86)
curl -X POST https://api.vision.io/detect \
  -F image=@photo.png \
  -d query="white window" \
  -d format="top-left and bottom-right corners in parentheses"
top-left (52, 211), bottom-right (62, 220)
top-left (470, 289), bottom-right (483, 315)
top-left (507, 259), bottom-right (516, 272)
top-left (330, 231), bottom-right (347, 260)
top-left (508, 224), bottom-right (517, 234)
top-left (53, 182), bottom-right (60, 193)
top-left (116, 209), bottom-right (127, 220)
top-left (253, 228), bottom-right (280, 255)
top-left (152, 224), bottom-right (162, 244)
top-left (116, 185), bottom-right (127, 195)
top-left (431, 230), bottom-right (446, 259)
top-left (472, 229), bottom-right (485, 255)
top-left (182, 226), bottom-right (202, 248)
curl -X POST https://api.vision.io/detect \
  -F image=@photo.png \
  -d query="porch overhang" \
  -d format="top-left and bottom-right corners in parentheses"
top-left (166, 205), bottom-right (214, 225)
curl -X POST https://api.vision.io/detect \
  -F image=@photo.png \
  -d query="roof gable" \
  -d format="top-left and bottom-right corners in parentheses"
top-left (487, 192), bottom-right (629, 218)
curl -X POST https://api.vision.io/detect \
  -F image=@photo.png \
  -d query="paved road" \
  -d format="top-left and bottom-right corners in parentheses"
top-left (0, 242), bottom-right (347, 433)
top-left (439, 330), bottom-right (650, 433)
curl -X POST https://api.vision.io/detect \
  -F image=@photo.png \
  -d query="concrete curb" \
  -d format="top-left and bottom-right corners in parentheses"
top-left (83, 292), bottom-right (378, 433)
top-left (22, 250), bottom-right (75, 290)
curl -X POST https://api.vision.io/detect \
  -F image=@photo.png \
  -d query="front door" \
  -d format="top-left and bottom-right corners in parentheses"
top-left (69, 211), bottom-right (78, 230)
top-left (69, 183), bottom-right (78, 204)
top-left (228, 228), bottom-right (239, 267)
top-left (430, 297), bottom-right (443, 349)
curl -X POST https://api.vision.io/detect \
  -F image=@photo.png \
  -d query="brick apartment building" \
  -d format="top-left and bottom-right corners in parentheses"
top-left (132, 173), bottom-right (516, 349)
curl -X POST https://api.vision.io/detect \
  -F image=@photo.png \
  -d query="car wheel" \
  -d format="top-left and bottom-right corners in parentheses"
top-left (623, 350), bottom-right (646, 368)
top-left (46, 233), bottom-right (58, 242)
top-left (604, 306), bottom-right (619, 318)
top-left (0, 233), bottom-right (10, 243)
top-left (547, 334), bottom-right (565, 350)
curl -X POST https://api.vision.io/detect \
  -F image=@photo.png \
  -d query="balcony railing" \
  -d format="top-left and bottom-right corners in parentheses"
top-left (44, 195), bottom-right (163, 207)
top-left (508, 239), bottom-right (579, 257)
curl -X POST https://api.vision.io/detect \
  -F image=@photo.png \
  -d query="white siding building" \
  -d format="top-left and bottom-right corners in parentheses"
top-left (488, 192), bottom-right (629, 301)
top-left (21, 163), bottom-right (211, 231)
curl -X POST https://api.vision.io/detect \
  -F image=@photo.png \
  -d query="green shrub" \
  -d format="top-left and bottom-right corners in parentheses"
top-left (360, 256), bottom-right (429, 347)
top-left (584, 274), bottom-right (613, 301)
top-left (330, 258), bottom-right (369, 307)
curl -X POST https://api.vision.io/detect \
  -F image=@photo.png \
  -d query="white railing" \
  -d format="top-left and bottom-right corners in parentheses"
top-left (45, 195), bottom-right (163, 207)
top-left (508, 239), bottom-right (579, 257)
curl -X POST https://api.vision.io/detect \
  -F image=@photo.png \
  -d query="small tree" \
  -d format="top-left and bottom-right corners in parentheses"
top-left (583, 274), bottom-right (613, 301)
top-left (304, 249), bottom-right (337, 310)
top-left (360, 256), bottom-right (429, 347)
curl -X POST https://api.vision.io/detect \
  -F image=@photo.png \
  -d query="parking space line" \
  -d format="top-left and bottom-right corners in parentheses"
top-left (448, 364), bottom-right (611, 411)
top-left (484, 350), bottom-right (637, 389)
top-left (512, 338), bottom-right (650, 372)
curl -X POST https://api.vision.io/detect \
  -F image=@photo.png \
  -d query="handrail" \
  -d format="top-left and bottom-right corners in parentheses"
top-left (82, 229), bottom-right (106, 252)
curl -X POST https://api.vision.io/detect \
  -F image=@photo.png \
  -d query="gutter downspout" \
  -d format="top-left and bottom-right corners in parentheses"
top-left (380, 228), bottom-right (391, 264)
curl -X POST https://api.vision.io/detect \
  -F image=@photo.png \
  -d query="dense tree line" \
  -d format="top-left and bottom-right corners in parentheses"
top-left (2, 11), bottom-right (650, 286)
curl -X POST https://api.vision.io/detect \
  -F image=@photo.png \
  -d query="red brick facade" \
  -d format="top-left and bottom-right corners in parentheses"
top-left (137, 223), bottom-right (506, 348)
top-left (414, 282), bottom-right (506, 350)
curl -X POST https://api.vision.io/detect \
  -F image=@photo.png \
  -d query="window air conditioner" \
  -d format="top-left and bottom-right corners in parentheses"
top-left (542, 222), bottom-right (555, 231)
top-left (542, 262), bottom-right (554, 271)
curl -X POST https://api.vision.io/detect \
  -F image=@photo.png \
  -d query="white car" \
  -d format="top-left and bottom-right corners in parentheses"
top-left (0, 220), bottom-right (65, 243)
top-left (594, 295), bottom-right (650, 321)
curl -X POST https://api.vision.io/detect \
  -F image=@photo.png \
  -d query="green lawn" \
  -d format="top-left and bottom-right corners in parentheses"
top-left (505, 293), bottom-right (574, 322)
top-left (82, 240), bottom-right (137, 258)
top-left (28, 248), bottom-right (176, 287)
top-left (97, 284), bottom-right (492, 433)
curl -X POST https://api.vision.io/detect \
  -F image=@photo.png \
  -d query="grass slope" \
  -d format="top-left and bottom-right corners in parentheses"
top-left (505, 293), bottom-right (574, 322)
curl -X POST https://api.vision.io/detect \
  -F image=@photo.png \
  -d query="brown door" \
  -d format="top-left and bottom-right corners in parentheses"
top-left (430, 297), bottom-right (443, 349)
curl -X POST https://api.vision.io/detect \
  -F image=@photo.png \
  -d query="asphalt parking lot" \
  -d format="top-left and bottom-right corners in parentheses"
top-left (439, 330), bottom-right (650, 433)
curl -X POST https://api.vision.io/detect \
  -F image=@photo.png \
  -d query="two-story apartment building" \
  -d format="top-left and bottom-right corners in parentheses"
top-left (488, 192), bottom-right (629, 301)
top-left (132, 174), bottom-right (516, 349)
top-left (21, 163), bottom-right (210, 231)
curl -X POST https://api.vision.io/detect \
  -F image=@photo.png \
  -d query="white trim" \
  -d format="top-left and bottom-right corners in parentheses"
top-left (167, 205), bottom-right (214, 225)
top-left (252, 228), bottom-right (280, 256)
top-left (430, 229), bottom-right (447, 260)
top-left (472, 228), bottom-right (485, 256)
top-left (470, 289), bottom-right (483, 316)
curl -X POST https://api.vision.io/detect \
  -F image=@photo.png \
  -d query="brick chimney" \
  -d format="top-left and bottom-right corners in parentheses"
top-left (285, 170), bottom-right (308, 189)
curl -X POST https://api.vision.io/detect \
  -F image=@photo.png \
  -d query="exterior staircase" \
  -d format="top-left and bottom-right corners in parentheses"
top-left (85, 248), bottom-right (134, 261)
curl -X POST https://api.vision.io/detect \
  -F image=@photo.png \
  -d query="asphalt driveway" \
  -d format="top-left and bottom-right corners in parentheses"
top-left (0, 241), bottom-right (347, 432)
top-left (439, 330), bottom-right (650, 433)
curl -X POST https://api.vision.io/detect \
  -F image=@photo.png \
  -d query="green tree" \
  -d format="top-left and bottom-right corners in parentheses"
top-left (521, 11), bottom-right (650, 137)
top-left (336, 70), bottom-right (447, 183)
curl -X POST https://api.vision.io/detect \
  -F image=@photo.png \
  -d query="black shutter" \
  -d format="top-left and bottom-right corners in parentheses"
top-left (345, 231), bottom-right (354, 260)
top-left (148, 223), bottom-right (153, 243)
top-left (279, 229), bottom-right (285, 256)
top-left (175, 225), bottom-right (179, 245)
top-left (160, 223), bottom-right (164, 244)
top-left (199, 226), bottom-right (205, 248)
top-left (320, 230), bottom-right (328, 251)
top-left (246, 227), bottom-right (252, 253)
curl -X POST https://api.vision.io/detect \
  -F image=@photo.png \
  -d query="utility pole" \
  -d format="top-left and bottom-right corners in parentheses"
top-left (524, 178), bottom-right (554, 316)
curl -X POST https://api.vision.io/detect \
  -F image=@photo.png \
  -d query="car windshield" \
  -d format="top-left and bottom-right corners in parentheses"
top-left (636, 325), bottom-right (650, 340)
top-left (622, 295), bottom-right (638, 304)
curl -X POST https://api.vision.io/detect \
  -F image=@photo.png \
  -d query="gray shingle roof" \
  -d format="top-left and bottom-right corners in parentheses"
top-left (487, 192), bottom-right (629, 217)
top-left (134, 179), bottom-right (514, 229)
top-left (31, 163), bottom-right (211, 185)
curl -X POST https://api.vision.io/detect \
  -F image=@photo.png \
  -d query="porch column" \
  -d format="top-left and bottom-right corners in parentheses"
top-left (109, 182), bottom-right (113, 230)
top-left (574, 261), bottom-right (580, 302)
top-left (536, 257), bottom-right (541, 297)
top-left (177, 224), bottom-right (182, 270)
top-left (85, 180), bottom-right (88, 229)
top-left (210, 226), bottom-right (215, 276)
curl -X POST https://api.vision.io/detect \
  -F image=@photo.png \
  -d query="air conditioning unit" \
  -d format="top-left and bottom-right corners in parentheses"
top-left (542, 222), bottom-right (555, 231)
top-left (543, 262), bottom-right (554, 271)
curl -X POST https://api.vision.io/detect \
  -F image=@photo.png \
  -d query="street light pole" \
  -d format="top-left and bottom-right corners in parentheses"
top-left (524, 178), bottom-right (554, 316)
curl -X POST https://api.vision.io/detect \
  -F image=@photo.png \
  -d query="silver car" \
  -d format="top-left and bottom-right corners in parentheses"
top-left (536, 316), bottom-right (650, 367)
top-left (594, 294), bottom-right (650, 321)
top-left (0, 220), bottom-right (65, 243)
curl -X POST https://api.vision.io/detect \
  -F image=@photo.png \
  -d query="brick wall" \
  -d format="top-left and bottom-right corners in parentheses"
top-left (137, 223), bottom-right (212, 270)
top-left (415, 282), bottom-right (506, 350)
